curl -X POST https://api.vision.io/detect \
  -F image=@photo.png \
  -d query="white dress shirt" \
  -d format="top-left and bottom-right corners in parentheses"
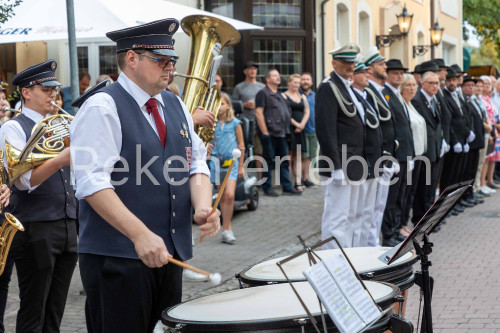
top-left (0, 106), bottom-right (44, 192)
top-left (70, 72), bottom-right (209, 200)
top-left (368, 79), bottom-right (389, 104)
top-left (406, 101), bottom-right (427, 156)
top-left (334, 72), bottom-right (365, 123)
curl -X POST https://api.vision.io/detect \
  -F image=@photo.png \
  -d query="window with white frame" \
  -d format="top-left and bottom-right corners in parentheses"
top-left (442, 41), bottom-right (456, 65)
top-left (336, 4), bottom-right (349, 45)
top-left (358, 11), bottom-right (370, 52)
top-left (69, 42), bottom-right (118, 84)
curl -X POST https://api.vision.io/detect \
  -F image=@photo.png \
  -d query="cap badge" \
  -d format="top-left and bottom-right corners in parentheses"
top-left (169, 23), bottom-right (176, 32)
top-left (51, 62), bottom-right (56, 69)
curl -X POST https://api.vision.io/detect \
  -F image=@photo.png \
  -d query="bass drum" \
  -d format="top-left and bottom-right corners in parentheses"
top-left (162, 281), bottom-right (399, 332)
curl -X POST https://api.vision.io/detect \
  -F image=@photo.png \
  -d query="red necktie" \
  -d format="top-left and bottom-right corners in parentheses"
top-left (145, 98), bottom-right (166, 147)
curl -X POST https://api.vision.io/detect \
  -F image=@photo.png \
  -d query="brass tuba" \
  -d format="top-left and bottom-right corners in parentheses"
top-left (177, 15), bottom-right (241, 144)
top-left (0, 149), bottom-right (24, 276)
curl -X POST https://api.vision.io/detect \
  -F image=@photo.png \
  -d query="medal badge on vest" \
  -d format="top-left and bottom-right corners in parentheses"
top-left (180, 122), bottom-right (192, 169)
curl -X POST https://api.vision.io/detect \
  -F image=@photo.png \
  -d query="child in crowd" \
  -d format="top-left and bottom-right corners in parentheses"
top-left (208, 93), bottom-right (245, 244)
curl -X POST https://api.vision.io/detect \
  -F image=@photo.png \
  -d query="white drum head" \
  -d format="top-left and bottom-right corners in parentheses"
top-left (244, 247), bottom-right (416, 281)
top-left (167, 281), bottom-right (396, 322)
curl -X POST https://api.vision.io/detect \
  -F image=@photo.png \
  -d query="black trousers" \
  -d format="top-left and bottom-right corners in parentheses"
top-left (0, 254), bottom-right (14, 333)
top-left (402, 160), bottom-right (423, 227)
top-left (440, 151), bottom-right (467, 192)
top-left (382, 162), bottom-right (409, 239)
top-left (80, 253), bottom-right (183, 333)
top-left (10, 218), bottom-right (78, 333)
top-left (462, 148), bottom-right (480, 199)
top-left (413, 158), bottom-right (441, 223)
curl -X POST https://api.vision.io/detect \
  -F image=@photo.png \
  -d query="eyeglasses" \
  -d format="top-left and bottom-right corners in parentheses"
top-left (424, 81), bottom-right (439, 86)
top-left (135, 52), bottom-right (177, 69)
top-left (35, 85), bottom-right (60, 95)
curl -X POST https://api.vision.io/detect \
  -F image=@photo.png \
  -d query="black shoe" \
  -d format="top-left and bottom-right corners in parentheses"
top-left (464, 198), bottom-right (477, 206)
top-left (432, 225), bottom-right (441, 233)
top-left (454, 205), bottom-right (465, 213)
top-left (394, 233), bottom-right (406, 242)
top-left (282, 187), bottom-right (302, 195)
top-left (264, 188), bottom-right (279, 197)
top-left (459, 200), bottom-right (474, 208)
top-left (449, 209), bottom-right (459, 216)
top-left (382, 237), bottom-right (401, 247)
top-left (474, 192), bottom-right (486, 199)
top-left (303, 179), bottom-right (317, 188)
top-left (475, 198), bottom-right (485, 204)
top-left (440, 219), bottom-right (447, 225)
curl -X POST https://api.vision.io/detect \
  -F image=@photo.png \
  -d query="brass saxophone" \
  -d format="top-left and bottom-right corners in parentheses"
top-left (0, 149), bottom-right (24, 275)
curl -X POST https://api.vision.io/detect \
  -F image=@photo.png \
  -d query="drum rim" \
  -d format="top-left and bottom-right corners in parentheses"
top-left (162, 310), bottom-right (394, 332)
top-left (161, 282), bottom-right (399, 331)
top-left (239, 249), bottom-right (418, 285)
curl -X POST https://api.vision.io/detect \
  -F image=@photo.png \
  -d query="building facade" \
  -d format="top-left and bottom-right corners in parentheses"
top-left (0, 0), bottom-right (463, 98)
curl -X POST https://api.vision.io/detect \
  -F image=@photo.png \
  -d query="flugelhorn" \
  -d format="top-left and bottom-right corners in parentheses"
top-left (5, 101), bottom-right (72, 184)
top-left (0, 148), bottom-right (24, 276)
top-left (0, 106), bottom-right (21, 124)
top-left (179, 15), bottom-right (241, 144)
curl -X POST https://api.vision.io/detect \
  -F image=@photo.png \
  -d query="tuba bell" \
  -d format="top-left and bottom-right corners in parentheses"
top-left (177, 15), bottom-right (241, 144)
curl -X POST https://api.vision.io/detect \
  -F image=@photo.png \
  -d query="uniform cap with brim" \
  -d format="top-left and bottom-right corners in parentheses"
top-left (354, 62), bottom-right (369, 72)
top-left (71, 79), bottom-right (112, 108)
top-left (329, 43), bottom-right (360, 62)
top-left (106, 19), bottom-right (179, 58)
top-left (11, 59), bottom-right (61, 89)
top-left (362, 46), bottom-right (385, 66)
top-left (386, 59), bottom-right (408, 71)
top-left (417, 60), bottom-right (440, 73)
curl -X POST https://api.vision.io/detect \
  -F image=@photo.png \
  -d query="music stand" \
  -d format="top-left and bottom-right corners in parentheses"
top-left (276, 236), bottom-right (378, 333)
top-left (378, 180), bottom-right (473, 333)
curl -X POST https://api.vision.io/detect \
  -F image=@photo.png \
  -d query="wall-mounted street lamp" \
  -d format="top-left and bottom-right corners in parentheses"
top-left (376, 5), bottom-right (413, 48)
top-left (412, 21), bottom-right (444, 58)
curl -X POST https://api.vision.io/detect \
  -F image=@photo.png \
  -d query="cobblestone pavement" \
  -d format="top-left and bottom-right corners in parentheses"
top-left (4, 185), bottom-right (500, 332)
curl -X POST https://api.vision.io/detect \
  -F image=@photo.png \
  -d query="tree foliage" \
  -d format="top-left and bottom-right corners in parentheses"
top-left (0, 0), bottom-right (23, 24)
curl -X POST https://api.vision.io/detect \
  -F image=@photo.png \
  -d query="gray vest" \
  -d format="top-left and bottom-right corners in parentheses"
top-left (7, 114), bottom-right (76, 222)
top-left (78, 83), bottom-right (193, 260)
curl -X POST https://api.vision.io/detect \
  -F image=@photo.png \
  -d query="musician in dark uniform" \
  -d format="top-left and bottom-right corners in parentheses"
top-left (350, 61), bottom-right (383, 246)
top-left (381, 59), bottom-right (415, 247)
top-left (316, 43), bottom-right (366, 249)
top-left (363, 47), bottom-right (397, 246)
top-left (461, 75), bottom-right (485, 204)
top-left (441, 67), bottom-right (473, 198)
top-left (411, 71), bottom-right (443, 224)
top-left (0, 60), bottom-right (77, 333)
top-left (70, 19), bottom-right (220, 332)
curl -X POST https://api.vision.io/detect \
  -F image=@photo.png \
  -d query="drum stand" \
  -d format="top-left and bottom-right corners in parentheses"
top-left (413, 235), bottom-right (435, 333)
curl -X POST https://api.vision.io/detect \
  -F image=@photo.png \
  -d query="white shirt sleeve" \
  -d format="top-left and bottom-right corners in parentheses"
top-left (0, 120), bottom-right (39, 192)
top-left (69, 92), bottom-right (122, 199)
top-left (176, 96), bottom-right (210, 177)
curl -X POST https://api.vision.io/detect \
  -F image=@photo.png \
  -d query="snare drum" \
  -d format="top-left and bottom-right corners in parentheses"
top-left (162, 281), bottom-right (399, 332)
top-left (238, 247), bottom-right (417, 316)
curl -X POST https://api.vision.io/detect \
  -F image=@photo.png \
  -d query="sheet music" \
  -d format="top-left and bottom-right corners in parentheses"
top-left (303, 253), bottom-right (382, 333)
top-left (208, 55), bottom-right (223, 88)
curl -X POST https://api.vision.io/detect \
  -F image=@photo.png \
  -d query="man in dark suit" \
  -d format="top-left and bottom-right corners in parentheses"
top-left (411, 71), bottom-right (443, 224)
top-left (362, 46), bottom-right (397, 246)
top-left (351, 61), bottom-right (383, 247)
top-left (442, 67), bottom-right (474, 207)
top-left (316, 43), bottom-right (366, 248)
top-left (380, 59), bottom-right (414, 247)
top-left (461, 75), bottom-right (485, 204)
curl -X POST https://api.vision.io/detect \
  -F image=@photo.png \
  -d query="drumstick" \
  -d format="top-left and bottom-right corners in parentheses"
top-left (168, 257), bottom-right (222, 285)
top-left (200, 149), bottom-right (241, 243)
